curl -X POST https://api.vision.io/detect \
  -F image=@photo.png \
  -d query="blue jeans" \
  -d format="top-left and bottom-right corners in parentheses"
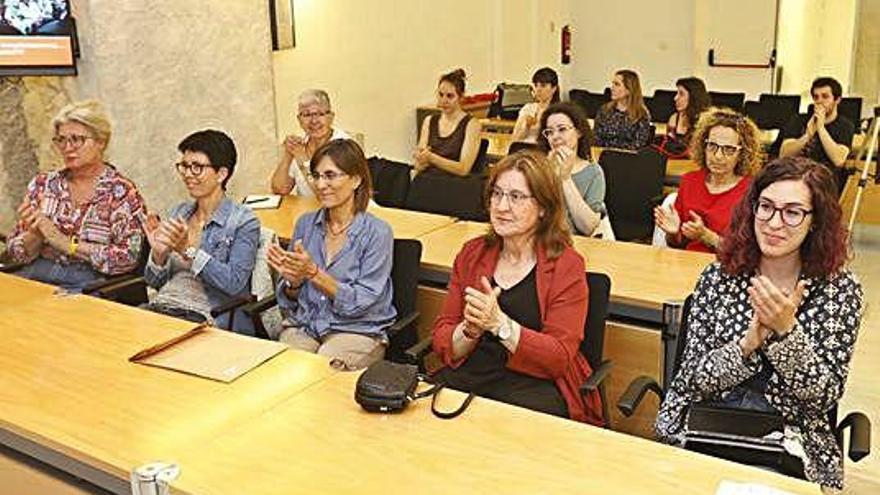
top-left (13, 257), bottom-right (104, 293)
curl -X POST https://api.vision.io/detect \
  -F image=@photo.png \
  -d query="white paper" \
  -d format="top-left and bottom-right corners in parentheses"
top-left (715, 480), bottom-right (798, 495)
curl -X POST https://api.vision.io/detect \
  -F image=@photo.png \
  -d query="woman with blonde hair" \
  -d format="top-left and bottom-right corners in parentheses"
top-left (593, 69), bottom-right (652, 150)
top-left (431, 150), bottom-right (604, 425)
top-left (6, 100), bottom-right (146, 291)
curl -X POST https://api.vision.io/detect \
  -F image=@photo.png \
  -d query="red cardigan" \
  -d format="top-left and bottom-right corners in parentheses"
top-left (431, 236), bottom-right (604, 426)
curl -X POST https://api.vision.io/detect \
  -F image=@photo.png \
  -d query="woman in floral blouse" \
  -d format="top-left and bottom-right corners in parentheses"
top-left (656, 156), bottom-right (863, 489)
top-left (6, 100), bottom-right (146, 292)
top-left (593, 69), bottom-right (652, 150)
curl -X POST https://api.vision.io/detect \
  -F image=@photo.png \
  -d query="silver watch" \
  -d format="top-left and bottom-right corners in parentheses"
top-left (497, 316), bottom-right (512, 340)
top-left (183, 246), bottom-right (197, 260)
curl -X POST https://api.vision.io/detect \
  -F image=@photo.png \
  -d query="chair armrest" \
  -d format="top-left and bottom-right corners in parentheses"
top-left (617, 375), bottom-right (664, 417)
top-left (386, 310), bottom-right (419, 339)
top-left (837, 411), bottom-right (871, 462)
top-left (241, 295), bottom-right (279, 318)
top-left (579, 359), bottom-right (613, 394)
top-left (403, 336), bottom-right (433, 365)
top-left (82, 273), bottom-right (139, 295)
top-left (0, 261), bottom-right (26, 273)
top-left (93, 276), bottom-right (146, 298)
top-left (210, 294), bottom-right (257, 318)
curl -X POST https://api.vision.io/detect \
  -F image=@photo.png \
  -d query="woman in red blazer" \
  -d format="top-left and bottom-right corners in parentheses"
top-left (431, 150), bottom-right (604, 425)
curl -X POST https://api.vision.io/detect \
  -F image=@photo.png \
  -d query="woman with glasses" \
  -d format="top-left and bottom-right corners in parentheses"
top-left (430, 151), bottom-right (604, 425)
top-left (413, 69), bottom-right (482, 177)
top-left (593, 69), bottom-right (652, 150)
top-left (536, 102), bottom-right (612, 239)
top-left (510, 67), bottom-right (560, 144)
top-left (270, 89), bottom-right (350, 197)
top-left (268, 139), bottom-right (395, 370)
top-left (142, 130), bottom-right (260, 333)
top-left (654, 108), bottom-right (763, 252)
top-left (6, 100), bottom-right (146, 292)
top-left (656, 157), bottom-right (863, 490)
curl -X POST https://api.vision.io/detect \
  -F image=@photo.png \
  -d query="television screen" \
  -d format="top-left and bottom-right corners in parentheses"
top-left (0, 0), bottom-right (76, 76)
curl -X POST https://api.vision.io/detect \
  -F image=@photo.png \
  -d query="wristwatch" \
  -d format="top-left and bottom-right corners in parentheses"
top-left (183, 246), bottom-right (197, 260)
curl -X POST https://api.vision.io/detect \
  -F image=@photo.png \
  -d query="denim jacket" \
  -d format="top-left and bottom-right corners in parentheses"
top-left (276, 209), bottom-right (396, 340)
top-left (144, 198), bottom-right (260, 332)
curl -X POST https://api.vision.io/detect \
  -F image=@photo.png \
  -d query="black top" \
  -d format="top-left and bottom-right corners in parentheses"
top-left (428, 114), bottom-right (472, 161)
top-left (495, 266), bottom-right (542, 331)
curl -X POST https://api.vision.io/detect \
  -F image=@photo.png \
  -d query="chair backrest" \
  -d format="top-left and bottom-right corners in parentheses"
top-left (368, 156), bottom-right (411, 208)
top-left (664, 294), bottom-right (694, 390)
top-left (709, 91), bottom-right (745, 112)
top-left (838, 97), bottom-right (863, 126)
top-left (648, 89), bottom-right (676, 123)
top-left (569, 89), bottom-right (609, 119)
top-left (581, 272), bottom-right (611, 370)
top-left (757, 94), bottom-right (801, 129)
top-left (390, 239), bottom-right (422, 317)
top-left (405, 171), bottom-right (488, 222)
top-left (507, 141), bottom-right (539, 155)
top-left (598, 149), bottom-right (667, 242)
top-left (471, 138), bottom-right (490, 175)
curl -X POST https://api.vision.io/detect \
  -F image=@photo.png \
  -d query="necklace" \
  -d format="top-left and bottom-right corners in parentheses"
top-left (327, 219), bottom-right (353, 237)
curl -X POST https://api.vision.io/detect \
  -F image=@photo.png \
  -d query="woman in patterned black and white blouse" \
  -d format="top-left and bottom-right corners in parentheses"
top-left (655, 156), bottom-right (863, 489)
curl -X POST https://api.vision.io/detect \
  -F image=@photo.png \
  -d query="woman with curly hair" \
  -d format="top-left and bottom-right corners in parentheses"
top-left (654, 107), bottom-right (763, 252)
top-left (656, 156), bottom-right (863, 489)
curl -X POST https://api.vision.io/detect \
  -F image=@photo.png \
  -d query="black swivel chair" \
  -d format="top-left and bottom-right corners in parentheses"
top-left (569, 89), bottom-right (610, 119)
top-left (617, 296), bottom-right (871, 478)
top-left (756, 94), bottom-right (801, 130)
top-left (647, 89), bottom-right (676, 124)
top-left (709, 91), bottom-right (746, 112)
top-left (404, 140), bottom-right (489, 222)
top-left (838, 97), bottom-right (863, 127)
top-left (598, 149), bottom-right (667, 242)
top-left (368, 156), bottom-right (411, 208)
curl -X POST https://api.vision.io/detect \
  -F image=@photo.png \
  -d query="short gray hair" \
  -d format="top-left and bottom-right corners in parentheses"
top-left (52, 100), bottom-right (112, 146)
top-left (297, 89), bottom-right (332, 110)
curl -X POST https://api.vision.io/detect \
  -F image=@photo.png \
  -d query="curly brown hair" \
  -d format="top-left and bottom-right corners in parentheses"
top-left (718, 156), bottom-right (850, 278)
top-left (689, 107), bottom-right (764, 176)
top-left (483, 150), bottom-right (572, 259)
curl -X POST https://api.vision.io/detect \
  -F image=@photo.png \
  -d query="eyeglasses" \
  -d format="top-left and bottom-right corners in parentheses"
top-left (541, 125), bottom-right (574, 139)
top-left (175, 161), bottom-right (211, 177)
top-left (753, 199), bottom-right (813, 227)
top-left (308, 171), bottom-right (348, 183)
top-left (705, 140), bottom-right (742, 157)
top-left (52, 134), bottom-right (93, 150)
top-left (298, 110), bottom-right (331, 120)
top-left (490, 187), bottom-right (533, 207)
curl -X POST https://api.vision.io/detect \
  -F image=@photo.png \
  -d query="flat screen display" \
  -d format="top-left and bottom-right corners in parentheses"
top-left (0, 0), bottom-right (76, 75)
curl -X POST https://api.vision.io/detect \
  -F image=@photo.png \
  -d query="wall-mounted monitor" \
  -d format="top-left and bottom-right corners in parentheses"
top-left (0, 0), bottom-right (77, 76)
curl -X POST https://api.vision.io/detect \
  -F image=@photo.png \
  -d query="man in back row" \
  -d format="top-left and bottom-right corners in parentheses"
top-left (780, 76), bottom-right (855, 195)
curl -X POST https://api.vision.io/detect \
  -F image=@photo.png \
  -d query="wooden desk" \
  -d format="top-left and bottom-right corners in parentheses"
top-left (0, 273), bottom-right (337, 492)
top-left (165, 371), bottom-right (821, 495)
top-left (253, 196), bottom-right (456, 240)
top-left (419, 221), bottom-right (713, 320)
top-left (478, 116), bottom-right (516, 133)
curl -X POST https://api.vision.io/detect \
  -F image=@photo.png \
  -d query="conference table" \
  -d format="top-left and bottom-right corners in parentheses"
top-left (0, 273), bottom-right (820, 494)
top-left (254, 196), bottom-right (456, 241)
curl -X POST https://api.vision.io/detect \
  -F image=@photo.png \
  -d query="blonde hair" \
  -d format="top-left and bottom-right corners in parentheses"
top-left (603, 69), bottom-right (649, 123)
top-left (52, 100), bottom-right (112, 147)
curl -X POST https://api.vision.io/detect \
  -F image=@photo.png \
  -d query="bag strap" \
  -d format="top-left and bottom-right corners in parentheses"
top-left (429, 384), bottom-right (476, 420)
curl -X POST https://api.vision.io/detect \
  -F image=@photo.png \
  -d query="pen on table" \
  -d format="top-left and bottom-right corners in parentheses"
top-left (244, 196), bottom-right (269, 205)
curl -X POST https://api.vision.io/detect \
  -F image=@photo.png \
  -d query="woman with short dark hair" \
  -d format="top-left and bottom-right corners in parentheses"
top-left (269, 139), bottom-right (395, 370)
top-left (656, 156), bottom-right (863, 489)
top-left (511, 67), bottom-right (560, 144)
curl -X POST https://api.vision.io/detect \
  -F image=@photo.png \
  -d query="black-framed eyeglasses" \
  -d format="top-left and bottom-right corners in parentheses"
top-left (52, 134), bottom-right (93, 150)
top-left (541, 125), bottom-right (574, 139)
top-left (490, 187), bottom-right (533, 207)
top-left (175, 161), bottom-right (210, 177)
top-left (298, 110), bottom-right (331, 120)
top-left (705, 140), bottom-right (742, 157)
top-left (308, 171), bottom-right (348, 183)
top-left (753, 199), bottom-right (813, 227)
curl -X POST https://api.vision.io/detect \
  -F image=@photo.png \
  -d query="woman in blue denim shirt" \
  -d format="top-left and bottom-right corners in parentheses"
top-left (142, 130), bottom-right (260, 333)
top-left (267, 139), bottom-right (396, 370)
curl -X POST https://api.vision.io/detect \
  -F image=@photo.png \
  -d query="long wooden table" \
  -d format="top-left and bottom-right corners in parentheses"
top-left (162, 371), bottom-right (821, 495)
top-left (253, 196), bottom-right (456, 241)
top-left (419, 221), bottom-right (714, 322)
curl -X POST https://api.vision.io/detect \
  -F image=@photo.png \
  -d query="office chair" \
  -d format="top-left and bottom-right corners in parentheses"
top-left (838, 97), bottom-right (863, 126)
top-left (708, 91), bottom-right (746, 112)
top-left (404, 148), bottom-right (489, 222)
top-left (569, 89), bottom-right (610, 119)
top-left (368, 156), bottom-right (411, 208)
top-left (617, 296), bottom-right (871, 477)
top-left (243, 239), bottom-right (422, 362)
top-left (598, 149), bottom-right (667, 242)
top-left (756, 94), bottom-right (801, 129)
top-left (647, 89), bottom-right (676, 124)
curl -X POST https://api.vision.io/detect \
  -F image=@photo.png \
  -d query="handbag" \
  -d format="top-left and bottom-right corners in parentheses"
top-left (354, 360), bottom-right (474, 419)
top-left (651, 133), bottom-right (690, 159)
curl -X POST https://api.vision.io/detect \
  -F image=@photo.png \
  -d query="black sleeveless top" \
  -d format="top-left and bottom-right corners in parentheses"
top-left (428, 114), bottom-right (472, 161)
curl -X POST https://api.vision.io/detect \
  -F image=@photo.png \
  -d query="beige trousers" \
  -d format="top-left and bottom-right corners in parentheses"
top-left (279, 326), bottom-right (386, 371)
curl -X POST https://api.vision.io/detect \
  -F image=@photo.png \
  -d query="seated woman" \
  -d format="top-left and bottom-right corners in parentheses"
top-left (6, 100), bottom-right (146, 292)
top-left (270, 89), bottom-right (350, 197)
top-left (536, 102), bottom-right (611, 239)
top-left (268, 139), bottom-right (395, 370)
top-left (658, 77), bottom-right (711, 158)
top-left (654, 108), bottom-right (763, 252)
top-left (413, 69), bottom-right (482, 177)
top-left (656, 156), bottom-right (863, 490)
top-left (510, 67), bottom-right (560, 144)
top-left (430, 151), bottom-right (603, 425)
top-left (143, 130), bottom-right (260, 333)
top-left (593, 69), bottom-right (652, 150)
